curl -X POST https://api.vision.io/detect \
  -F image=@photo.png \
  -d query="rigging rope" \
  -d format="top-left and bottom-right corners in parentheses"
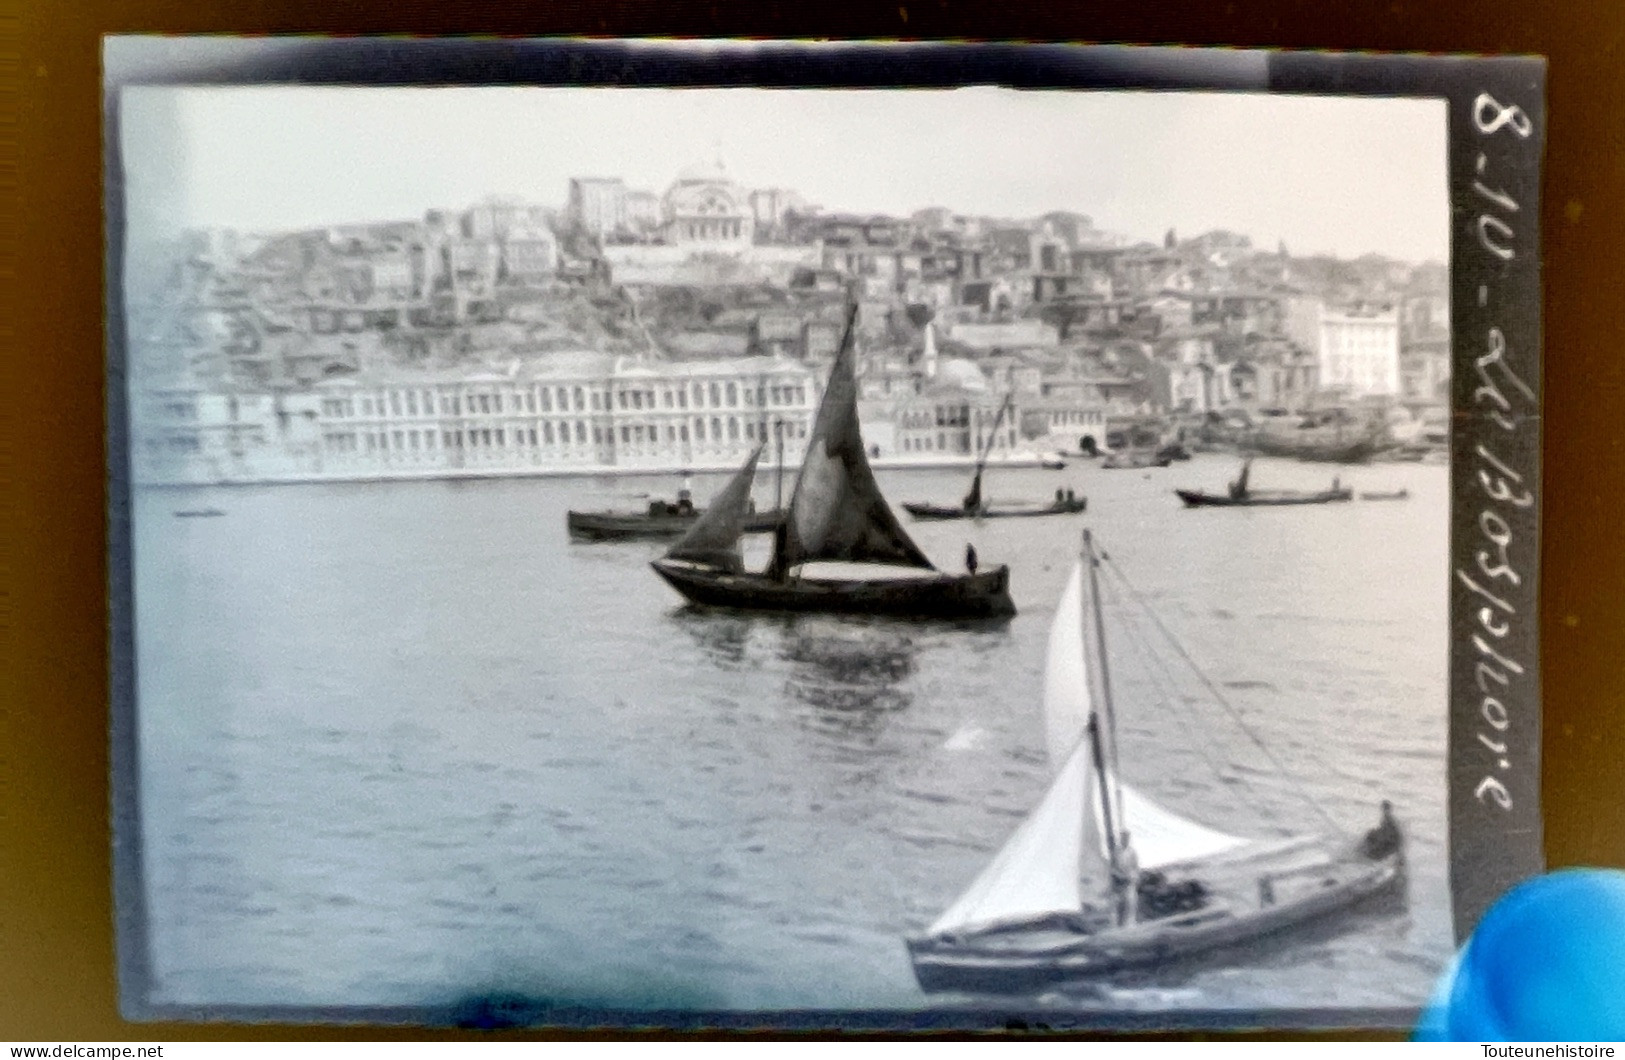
top-left (1099, 551), bottom-right (1348, 837)
top-left (1100, 580), bottom-right (1270, 829)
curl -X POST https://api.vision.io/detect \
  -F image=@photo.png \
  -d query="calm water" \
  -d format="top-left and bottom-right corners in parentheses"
top-left (131, 454), bottom-right (1451, 1018)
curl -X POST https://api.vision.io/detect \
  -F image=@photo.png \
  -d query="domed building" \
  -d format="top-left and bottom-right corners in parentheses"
top-left (663, 160), bottom-right (755, 247)
top-left (935, 358), bottom-right (991, 393)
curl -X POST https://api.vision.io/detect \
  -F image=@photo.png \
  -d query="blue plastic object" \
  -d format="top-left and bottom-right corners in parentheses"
top-left (1416, 869), bottom-right (1625, 1041)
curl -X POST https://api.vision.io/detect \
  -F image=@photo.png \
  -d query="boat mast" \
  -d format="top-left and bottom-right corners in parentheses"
top-left (1082, 530), bottom-right (1127, 875)
top-left (774, 417), bottom-right (785, 513)
top-left (966, 393), bottom-right (1012, 508)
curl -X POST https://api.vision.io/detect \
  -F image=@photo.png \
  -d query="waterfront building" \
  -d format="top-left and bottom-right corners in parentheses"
top-left (1318, 303), bottom-right (1401, 396)
top-left (131, 354), bottom-right (820, 486)
top-left (888, 370), bottom-right (1021, 459)
top-left (1022, 396), bottom-right (1109, 452)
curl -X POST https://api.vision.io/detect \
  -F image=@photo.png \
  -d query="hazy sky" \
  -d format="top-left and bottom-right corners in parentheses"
top-left (120, 86), bottom-right (1449, 262)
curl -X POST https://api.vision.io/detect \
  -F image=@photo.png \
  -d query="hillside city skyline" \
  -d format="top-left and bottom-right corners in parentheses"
top-left (119, 87), bottom-right (1450, 264)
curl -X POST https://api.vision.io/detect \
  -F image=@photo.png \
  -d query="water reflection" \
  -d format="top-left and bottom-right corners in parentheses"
top-left (773, 617), bottom-right (920, 741)
top-left (667, 609), bottom-right (755, 670)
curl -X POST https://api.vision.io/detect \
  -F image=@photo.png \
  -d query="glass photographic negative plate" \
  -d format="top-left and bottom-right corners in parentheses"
top-left (104, 38), bottom-right (1545, 1031)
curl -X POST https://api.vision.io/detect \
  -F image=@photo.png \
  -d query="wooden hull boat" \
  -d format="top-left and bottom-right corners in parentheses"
top-left (902, 498), bottom-right (1088, 522)
top-left (650, 560), bottom-right (1016, 619)
top-left (1175, 488), bottom-right (1353, 508)
top-left (567, 508), bottom-right (781, 541)
top-left (906, 530), bottom-right (1406, 993)
top-left (651, 304), bottom-right (1017, 621)
top-left (1247, 432), bottom-right (1385, 465)
top-left (1359, 489), bottom-right (1410, 501)
top-left (908, 834), bottom-right (1404, 993)
top-left (1103, 450), bottom-right (1172, 469)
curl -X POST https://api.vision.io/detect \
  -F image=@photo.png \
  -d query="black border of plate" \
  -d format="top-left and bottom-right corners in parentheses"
top-left (103, 36), bottom-right (1546, 1032)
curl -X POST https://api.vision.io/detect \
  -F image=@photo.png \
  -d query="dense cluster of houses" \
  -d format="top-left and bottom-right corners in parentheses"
top-left (126, 162), bottom-right (1451, 486)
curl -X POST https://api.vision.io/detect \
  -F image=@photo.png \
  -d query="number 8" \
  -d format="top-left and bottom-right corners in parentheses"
top-left (1473, 93), bottom-right (1534, 139)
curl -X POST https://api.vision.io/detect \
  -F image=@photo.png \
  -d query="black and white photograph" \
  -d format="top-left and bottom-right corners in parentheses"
top-left (105, 39), bottom-right (1544, 1029)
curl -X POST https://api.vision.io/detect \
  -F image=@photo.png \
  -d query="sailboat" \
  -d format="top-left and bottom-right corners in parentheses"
top-left (566, 475), bottom-right (782, 542)
top-left (902, 395), bottom-right (1089, 522)
top-left (650, 304), bottom-right (1017, 619)
top-left (1174, 458), bottom-right (1354, 508)
top-left (906, 530), bottom-right (1405, 992)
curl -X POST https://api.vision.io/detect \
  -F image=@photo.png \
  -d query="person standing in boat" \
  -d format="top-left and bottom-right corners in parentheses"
top-left (965, 543), bottom-right (979, 575)
top-left (1362, 800), bottom-right (1402, 859)
top-left (767, 519), bottom-right (791, 582)
top-left (1112, 830), bottom-right (1141, 926)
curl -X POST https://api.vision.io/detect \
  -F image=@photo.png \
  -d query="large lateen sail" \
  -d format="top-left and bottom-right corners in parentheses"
top-left (1046, 556), bottom-right (1252, 874)
top-left (664, 444), bottom-right (764, 574)
top-left (778, 305), bottom-right (935, 572)
top-left (926, 736), bottom-right (1098, 937)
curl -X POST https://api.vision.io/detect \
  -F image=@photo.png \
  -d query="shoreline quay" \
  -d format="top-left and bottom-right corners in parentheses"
top-left (130, 451), bottom-right (1074, 490)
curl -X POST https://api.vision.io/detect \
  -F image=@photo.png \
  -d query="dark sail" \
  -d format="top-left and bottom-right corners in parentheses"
top-left (1231, 458), bottom-right (1253, 499)
top-left (962, 471), bottom-right (983, 512)
top-left (778, 304), bottom-right (936, 572)
top-left (964, 394), bottom-right (1012, 510)
top-left (664, 444), bottom-right (764, 574)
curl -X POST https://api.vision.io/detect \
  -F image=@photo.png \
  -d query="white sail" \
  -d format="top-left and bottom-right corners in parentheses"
top-left (928, 543), bottom-right (1258, 941)
top-left (1047, 558), bottom-right (1253, 872)
top-left (927, 736), bottom-right (1095, 937)
top-left (1092, 783), bottom-right (1251, 871)
top-left (1042, 562), bottom-right (1092, 765)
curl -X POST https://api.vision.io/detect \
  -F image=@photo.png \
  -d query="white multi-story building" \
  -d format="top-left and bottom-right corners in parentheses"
top-left (1318, 305), bottom-right (1401, 397)
top-left (567, 178), bottom-right (628, 240)
top-left (130, 354), bottom-right (821, 485)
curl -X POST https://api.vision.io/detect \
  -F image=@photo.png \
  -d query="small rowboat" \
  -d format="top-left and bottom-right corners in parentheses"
top-left (1359, 489), bottom-right (1411, 501)
top-left (1175, 459), bottom-right (1352, 508)
top-left (1175, 488), bottom-right (1353, 508)
top-left (903, 497), bottom-right (1088, 522)
top-left (567, 504), bottom-right (782, 542)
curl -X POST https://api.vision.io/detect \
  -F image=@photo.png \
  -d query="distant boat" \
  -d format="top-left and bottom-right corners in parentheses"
top-left (902, 395), bottom-right (1086, 522)
top-left (173, 508), bottom-right (225, 518)
top-left (1247, 418), bottom-right (1388, 464)
top-left (1102, 449), bottom-right (1172, 470)
top-left (1359, 489), bottom-right (1411, 501)
top-left (905, 496), bottom-right (1088, 522)
top-left (567, 489), bottom-right (782, 542)
top-left (905, 530), bottom-right (1406, 992)
top-left (650, 304), bottom-right (1016, 620)
top-left (1175, 460), bottom-right (1353, 508)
